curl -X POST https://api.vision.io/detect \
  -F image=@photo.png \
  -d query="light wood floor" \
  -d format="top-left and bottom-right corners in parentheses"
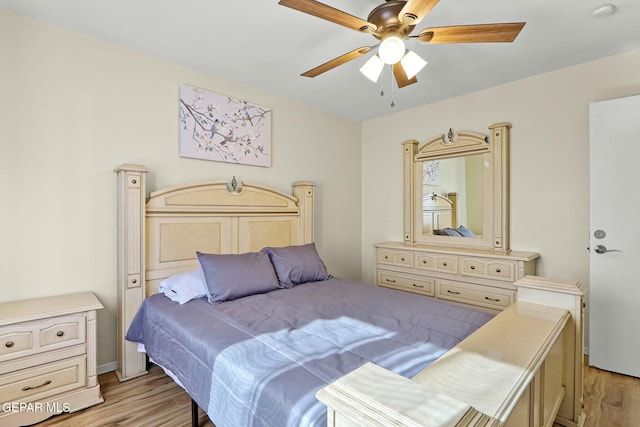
top-left (35, 361), bottom-right (639, 427)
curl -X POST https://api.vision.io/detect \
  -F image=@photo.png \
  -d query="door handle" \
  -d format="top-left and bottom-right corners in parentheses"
top-left (594, 244), bottom-right (622, 254)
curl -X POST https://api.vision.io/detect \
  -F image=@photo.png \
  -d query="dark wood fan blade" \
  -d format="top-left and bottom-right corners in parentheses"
top-left (301, 47), bottom-right (372, 78)
top-left (417, 22), bottom-right (526, 43)
top-left (279, 0), bottom-right (376, 33)
top-left (393, 62), bottom-right (418, 88)
top-left (398, 0), bottom-right (440, 26)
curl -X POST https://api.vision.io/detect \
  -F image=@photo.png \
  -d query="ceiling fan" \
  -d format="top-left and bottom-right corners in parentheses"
top-left (278, 0), bottom-right (525, 88)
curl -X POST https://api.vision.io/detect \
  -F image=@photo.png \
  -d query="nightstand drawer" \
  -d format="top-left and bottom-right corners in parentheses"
top-left (437, 280), bottom-right (514, 310)
top-left (0, 355), bottom-right (86, 404)
top-left (460, 258), bottom-right (516, 282)
top-left (378, 249), bottom-right (414, 267)
top-left (0, 332), bottom-right (32, 357)
top-left (0, 314), bottom-right (85, 362)
top-left (378, 272), bottom-right (434, 297)
top-left (40, 318), bottom-right (82, 348)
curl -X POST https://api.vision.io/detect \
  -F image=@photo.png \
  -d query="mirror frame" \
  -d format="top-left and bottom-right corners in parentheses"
top-left (402, 122), bottom-right (510, 251)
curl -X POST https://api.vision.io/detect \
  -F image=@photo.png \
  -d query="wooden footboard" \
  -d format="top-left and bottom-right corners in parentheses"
top-left (317, 276), bottom-right (585, 427)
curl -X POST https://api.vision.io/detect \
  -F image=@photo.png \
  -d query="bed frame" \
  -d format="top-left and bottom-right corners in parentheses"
top-left (114, 164), bottom-right (585, 427)
top-left (422, 191), bottom-right (458, 233)
top-left (114, 164), bottom-right (314, 381)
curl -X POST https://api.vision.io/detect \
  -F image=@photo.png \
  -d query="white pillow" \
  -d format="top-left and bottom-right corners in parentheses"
top-left (158, 269), bottom-right (208, 304)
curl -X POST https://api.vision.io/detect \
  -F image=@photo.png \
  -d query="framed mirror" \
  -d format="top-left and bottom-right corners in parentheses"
top-left (402, 123), bottom-right (510, 251)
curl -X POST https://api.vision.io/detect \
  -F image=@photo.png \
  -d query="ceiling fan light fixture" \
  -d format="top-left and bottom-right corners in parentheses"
top-left (400, 51), bottom-right (427, 79)
top-left (359, 54), bottom-right (385, 82)
top-left (378, 36), bottom-right (405, 64)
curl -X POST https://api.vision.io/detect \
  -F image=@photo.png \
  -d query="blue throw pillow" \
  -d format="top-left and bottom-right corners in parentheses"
top-left (196, 252), bottom-right (280, 303)
top-left (261, 243), bottom-right (329, 288)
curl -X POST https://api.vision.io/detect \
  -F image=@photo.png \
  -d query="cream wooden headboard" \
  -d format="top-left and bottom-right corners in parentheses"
top-left (422, 191), bottom-right (458, 234)
top-left (145, 179), bottom-right (314, 294)
top-left (114, 164), bottom-right (314, 381)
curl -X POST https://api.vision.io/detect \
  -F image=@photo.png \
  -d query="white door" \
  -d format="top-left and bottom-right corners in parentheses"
top-left (589, 94), bottom-right (640, 378)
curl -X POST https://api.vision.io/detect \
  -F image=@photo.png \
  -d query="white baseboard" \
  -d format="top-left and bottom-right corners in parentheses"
top-left (584, 346), bottom-right (589, 355)
top-left (97, 361), bottom-right (118, 375)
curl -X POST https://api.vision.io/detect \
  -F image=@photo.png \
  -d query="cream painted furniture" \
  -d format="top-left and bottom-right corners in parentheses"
top-left (380, 123), bottom-right (541, 312)
top-left (317, 276), bottom-right (586, 427)
top-left (0, 292), bottom-right (103, 427)
top-left (375, 242), bottom-right (539, 312)
top-left (114, 164), bottom-right (149, 382)
top-left (115, 165), bottom-right (584, 426)
top-left (348, 121), bottom-right (585, 425)
top-left (114, 163), bottom-right (315, 382)
top-left (404, 123), bottom-right (510, 251)
top-left (422, 191), bottom-right (458, 232)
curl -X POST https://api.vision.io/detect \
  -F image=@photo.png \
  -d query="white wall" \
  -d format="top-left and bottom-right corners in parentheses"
top-left (361, 48), bottom-right (640, 346)
top-left (0, 10), bottom-right (362, 368)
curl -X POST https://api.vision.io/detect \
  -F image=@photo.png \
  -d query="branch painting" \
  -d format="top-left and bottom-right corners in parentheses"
top-left (423, 160), bottom-right (440, 185)
top-left (179, 85), bottom-right (271, 167)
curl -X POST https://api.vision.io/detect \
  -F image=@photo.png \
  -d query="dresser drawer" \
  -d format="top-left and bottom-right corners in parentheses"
top-left (0, 331), bottom-right (33, 358)
top-left (460, 258), bottom-right (516, 282)
top-left (437, 280), bottom-right (515, 310)
top-left (415, 254), bottom-right (459, 274)
top-left (378, 249), bottom-right (414, 267)
top-left (378, 272), bottom-right (434, 297)
top-left (0, 355), bottom-right (86, 405)
top-left (0, 314), bottom-right (85, 363)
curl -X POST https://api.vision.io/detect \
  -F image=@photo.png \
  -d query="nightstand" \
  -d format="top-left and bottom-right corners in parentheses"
top-left (0, 292), bottom-right (103, 426)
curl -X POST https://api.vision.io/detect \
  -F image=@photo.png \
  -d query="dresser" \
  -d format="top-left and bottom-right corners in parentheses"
top-left (0, 292), bottom-right (103, 426)
top-left (374, 242), bottom-right (539, 312)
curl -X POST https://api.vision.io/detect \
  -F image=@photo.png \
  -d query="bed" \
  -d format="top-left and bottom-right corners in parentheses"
top-left (126, 278), bottom-right (493, 426)
top-left (114, 164), bottom-right (585, 427)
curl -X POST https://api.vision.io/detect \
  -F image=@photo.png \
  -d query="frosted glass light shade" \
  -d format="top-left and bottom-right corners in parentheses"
top-left (400, 51), bottom-right (427, 79)
top-left (378, 36), bottom-right (405, 64)
top-left (359, 55), bottom-right (384, 82)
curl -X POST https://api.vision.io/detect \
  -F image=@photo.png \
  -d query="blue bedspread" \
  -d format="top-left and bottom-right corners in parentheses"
top-left (126, 278), bottom-right (492, 427)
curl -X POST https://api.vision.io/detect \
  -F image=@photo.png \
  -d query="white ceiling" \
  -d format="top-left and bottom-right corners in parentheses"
top-left (2, 0), bottom-right (640, 121)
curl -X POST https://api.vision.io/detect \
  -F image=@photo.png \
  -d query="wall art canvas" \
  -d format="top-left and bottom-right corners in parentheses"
top-left (423, 160), bottom-right (440, 185)
top-left (179, 85), bottom-right (272, 167)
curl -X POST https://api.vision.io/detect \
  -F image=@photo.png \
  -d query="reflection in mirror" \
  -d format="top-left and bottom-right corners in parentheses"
top-left (422, 155), bottom-right (483, 237)
top-left (404, 123), bottom-right (510, 250)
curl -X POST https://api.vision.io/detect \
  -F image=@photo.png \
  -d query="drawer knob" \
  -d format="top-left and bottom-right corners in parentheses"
top-left (131, 278), bottom-right (137, 284)
top-left (495, 268), bottom-right (501, 273)
top-left (447, 290), bottom-right (461, 295)
top-left (22, 380), bottom-right (52, 392)
top-left (485, 296), bottom-right (501, 302)
top-left (131, 179), bottom-right (137, 184)
top-left (5, 341), bottom-right (14, 348)
top-left (470, 265), bottom-right (476, 270)
top-left (384, 256), bottom-right (389, 260)
top-left (56, 331), bottom-right (65, 337)
top-left (400, 257), bottom-right (405, 261)
top-left (385, 278), bottom-right (396, 283)
top-left (412, 283), bottom-right (424, 289)
top-left (422, 260), bottom-right (427, 264)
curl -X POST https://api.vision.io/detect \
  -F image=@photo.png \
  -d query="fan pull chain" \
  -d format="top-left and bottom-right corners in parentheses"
top-left (377, 66), bottom-right (395, 107)
top-left (390, 65), bottom-right (396, 107)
